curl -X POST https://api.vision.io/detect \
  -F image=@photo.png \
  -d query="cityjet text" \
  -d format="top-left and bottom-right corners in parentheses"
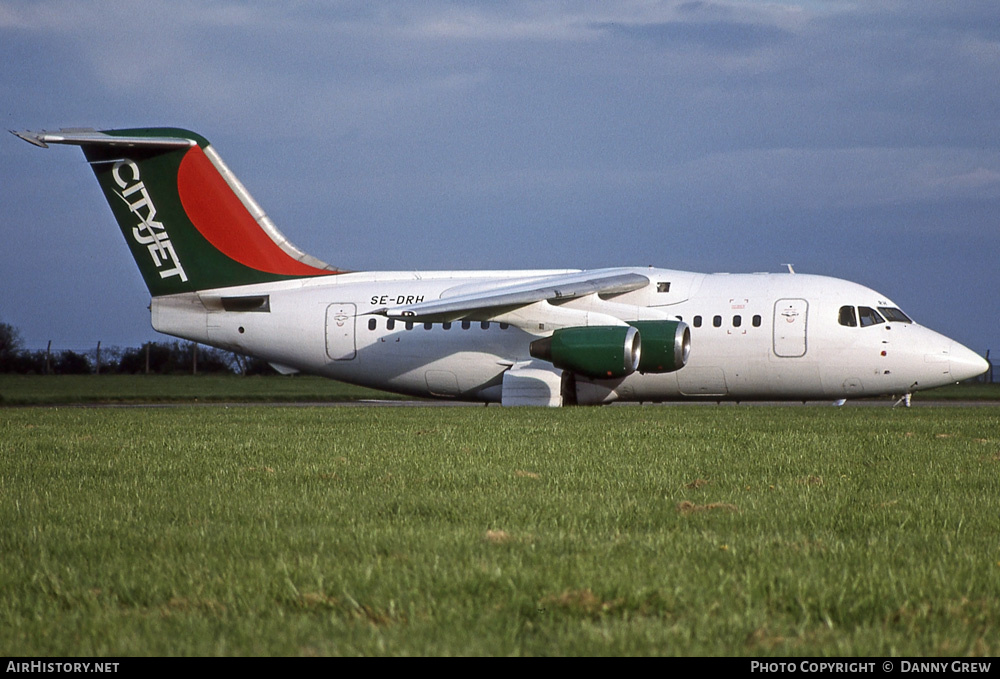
top-left (112, 159), bottom-right (188, 282)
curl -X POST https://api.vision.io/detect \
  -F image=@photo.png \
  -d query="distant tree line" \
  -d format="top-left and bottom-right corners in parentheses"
top-left (0, 319), bottom-right (275, 375)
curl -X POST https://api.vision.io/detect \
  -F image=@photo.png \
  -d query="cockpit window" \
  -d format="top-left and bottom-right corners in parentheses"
top-left (838, 305), bottom-right (857, 327)
top-left (858, 306), bottom-right (885, 327)
top-left (878, 307), bottom-right (912, 323)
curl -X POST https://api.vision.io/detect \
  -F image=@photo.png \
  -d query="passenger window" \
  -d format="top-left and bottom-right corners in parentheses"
top-left (838, 306), bottom-right (857, 327)
top-left (461, 321), bottom-right (471, 330)
top-left (733, 315), bottom-right (742, 328)
top-left (858, 306), bottom-right (885, 328)
top-left (443, 322), bottom-right (452, 330)
top-left (500, 322), bottom-right (509, 330)
top-left (368, 318), bottom-right (377, 331)
top-left (713, 315), bottom-right (722, 328)
top-left (405, 321), bottom-right (414, 330)
top-left (424, 322), bottom-right (433, 330)
top-left (657, 282), bottom-right (670, 293)
top-left (752, 315), bottom-right (761, 327)
top-left (481, 321), bottom-right (490, 330)
top-left (693, 316), bottom-right (702, 328)
top-left (387, 319), bottom-right (395, 330)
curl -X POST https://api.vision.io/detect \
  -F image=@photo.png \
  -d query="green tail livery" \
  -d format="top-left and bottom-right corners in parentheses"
top-left (13, 128), bottom-right (342, 296)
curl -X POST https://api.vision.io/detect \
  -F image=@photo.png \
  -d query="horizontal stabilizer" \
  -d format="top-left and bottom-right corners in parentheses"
top-left (12, 129), bottom-right (195, 150)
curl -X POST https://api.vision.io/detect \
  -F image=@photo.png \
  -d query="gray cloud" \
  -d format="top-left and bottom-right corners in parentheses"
top-left (2, 0), bottom-right (997, 353)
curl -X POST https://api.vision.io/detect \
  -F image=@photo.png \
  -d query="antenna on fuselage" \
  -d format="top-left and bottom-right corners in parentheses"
top-left (782, 263), bottom-right (795, 274)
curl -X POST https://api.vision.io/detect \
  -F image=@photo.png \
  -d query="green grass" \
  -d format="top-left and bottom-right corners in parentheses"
top-left (1, 405), bottom-right (998, 655)
top-left (0, 374), bottom-right (402, 406)
top-left (913, 382), bottom-right (1000, 400)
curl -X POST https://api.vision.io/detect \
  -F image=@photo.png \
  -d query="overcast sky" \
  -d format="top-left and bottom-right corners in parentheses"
top-left (2, 1), bottom-right (997, 357)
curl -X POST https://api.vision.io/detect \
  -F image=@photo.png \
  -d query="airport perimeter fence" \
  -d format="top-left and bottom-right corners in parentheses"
top-left (1, 340), bottom-right (270, 376)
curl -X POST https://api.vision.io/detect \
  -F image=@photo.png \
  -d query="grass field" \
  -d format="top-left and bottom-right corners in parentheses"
top-left (0, 373), bottom-right (997, 406)
top-left (0, 374), bottom-right (401, 406)
top-left (2, 403), bottom-right (998, 655)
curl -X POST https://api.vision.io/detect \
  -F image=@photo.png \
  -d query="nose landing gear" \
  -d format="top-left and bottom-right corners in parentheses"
top-left (892, 383), bottom-right (917, 408)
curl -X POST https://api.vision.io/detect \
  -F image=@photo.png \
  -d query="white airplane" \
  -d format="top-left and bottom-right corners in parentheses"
top-left (13, 127), bottom-right (989, 405)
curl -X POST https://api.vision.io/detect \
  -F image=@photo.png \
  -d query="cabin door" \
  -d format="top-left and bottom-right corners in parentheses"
top-left (325, 303), bottom-right (357, 360)
top-left (772, 298), bottom-right (808, 358)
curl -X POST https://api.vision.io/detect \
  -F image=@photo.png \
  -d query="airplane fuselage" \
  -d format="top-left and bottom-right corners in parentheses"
top-left (152, 266), bottom-right (982, 404)
top-left (16, 127), bottom-right (987, 405)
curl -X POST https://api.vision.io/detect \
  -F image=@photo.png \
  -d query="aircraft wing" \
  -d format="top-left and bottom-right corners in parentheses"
top-left (375, 268), bottom-right (649, 321)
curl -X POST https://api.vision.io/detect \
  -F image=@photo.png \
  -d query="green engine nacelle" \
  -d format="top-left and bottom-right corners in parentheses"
top-left (529, 325), bottom-right (641, 379)
top-left (529, 321), bottom-right (690, 379)
top-left (629, 320), bottom-right (690, 373)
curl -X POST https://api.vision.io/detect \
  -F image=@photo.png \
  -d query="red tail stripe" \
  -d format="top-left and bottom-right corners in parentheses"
top-left (177, 146), bottom-right (335, 277)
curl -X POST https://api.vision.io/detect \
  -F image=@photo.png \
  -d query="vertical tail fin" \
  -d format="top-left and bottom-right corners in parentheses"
top-left (12, 127), bottom-right (344, 296)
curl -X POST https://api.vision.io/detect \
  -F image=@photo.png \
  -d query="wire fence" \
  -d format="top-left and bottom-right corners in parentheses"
top-left (5, 340), bottom-right (266, 376)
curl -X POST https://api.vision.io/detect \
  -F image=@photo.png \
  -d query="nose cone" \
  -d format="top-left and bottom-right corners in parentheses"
top-left (948, 342), bottom-right (989, 382)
